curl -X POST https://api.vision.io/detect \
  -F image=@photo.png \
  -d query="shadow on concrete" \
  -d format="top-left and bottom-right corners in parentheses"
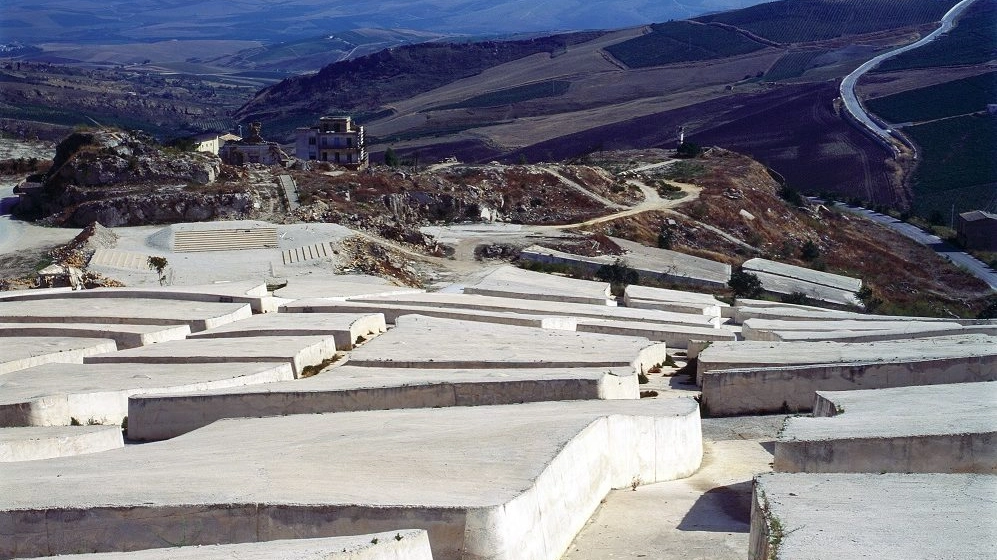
top-left (676, 480), bottom-right (752, 533)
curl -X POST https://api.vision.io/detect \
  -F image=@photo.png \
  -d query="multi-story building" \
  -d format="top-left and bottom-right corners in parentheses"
top-left (295, 116), bottom-right (367, 169)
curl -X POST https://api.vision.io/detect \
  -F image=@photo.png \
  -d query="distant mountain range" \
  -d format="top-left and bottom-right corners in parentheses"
top-left (1, 0), bottom-right (768, 44)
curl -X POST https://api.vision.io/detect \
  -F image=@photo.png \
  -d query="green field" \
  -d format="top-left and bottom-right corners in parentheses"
top-left (875, 0), bottom-right (997, 72)
top-left (763, 50), bottom-right (830, 80)
top-left (604, 21), bottom-right (765, 69)
top-left (428, 80), bottom-right (572, 111)
top-left (905, 114), bottom-right (997, 217)
top-left (865, 71), bottom-right (997, 123)
top-left (695, 0), bottom-right (952, 43)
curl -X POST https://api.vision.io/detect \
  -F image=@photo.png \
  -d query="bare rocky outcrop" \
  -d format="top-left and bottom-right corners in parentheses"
top-left (14, 128), bottom-right (240, 227)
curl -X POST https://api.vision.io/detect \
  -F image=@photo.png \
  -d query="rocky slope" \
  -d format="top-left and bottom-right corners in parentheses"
top-left (13, 129), bottom-right (261, 227)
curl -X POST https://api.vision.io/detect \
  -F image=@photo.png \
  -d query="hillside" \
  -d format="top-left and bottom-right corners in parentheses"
top-left (235, 0), bottom-right (970, 212)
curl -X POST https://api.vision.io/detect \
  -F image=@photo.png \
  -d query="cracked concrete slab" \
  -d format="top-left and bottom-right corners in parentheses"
top-left (346, 315), bottom-right (667, 372)
top-left (0, 298), bottom-right (252, 332)
top-left (0, 362), bottom-right (294, 427)
top-left (462, 265), bottom-right (615, 306)
top-left (0, 322), bottom-right (190, 349)
top-left (1, 337), bottom-right (118, 375)
top-left (189, 313), bottom-right (386, 350)
top-left (28, 533), bottom-right (434, 560)
top-left (775, 382), bottom-right (997, 473)
top-left (749, 473), bottom-right (997, 560)
top-left (83, 336), bottom-right (339, 378)
top-left (0, 399), bottom-right (702, 560)
top-left (0, 425), bottom-right (123, 462)
top-left (126, 365), bottom-right (637, 441)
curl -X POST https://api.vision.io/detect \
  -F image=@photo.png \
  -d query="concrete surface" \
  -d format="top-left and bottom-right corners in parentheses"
top-left (273, 274), bottom-right (424, 301)
top-left (564, 439), bottom-right (772, 560)
top-left (30, 533), bottom-right (434, 560)
top-left (575, 318), bottom-right (736, 350)
top-left (0, 399), bottom-right (702, 560)
top-left (83, 336), bottom-right (339, 378)
top-left (696, 334), bottom-right (997, 384)
top-left (463, 265), bottom-right (615, 306)
top-left (0, 425), bottom-right (123, 462)
top-left (742, 258), bottom-right (862, 292)
top-left (340, 292), bottom-right (720, 327)
top-left (700, 352), bottom-right (997, 416)
top-left (766, 323), bottom-right (997, 343)
top-left (0, 322), bottom-right (191, 349)
top-left (282, 298), bottom-right (580, 330)
top-left (127, 365), bottom-right (638, 440)
top-left (1, 337), bottom-right (118, 375)
top-left (190, 313), bottom-right (386, 350)
top-left (775, 382), bottom-right (997, 473)
top-left (743, 269), bottom-right (861, 307)
top-left (0, 298), bottom-right (252, 332)
top-left (741, 318), bottom-right (974, 341)
top-left (749, 473), bottom-right (997, 560)
top-left (0, 281), bottom-right (277, 313)
top-left (623, 284), bottom-right (727, 317)
top-left (0, 362), bottom-right (294, 427)
top-left (733, 304), bottom-right (991, 325)
top-left (520, 241), bottom-right (730, 289)
top-left (346, 315), bottom-right (667, 372)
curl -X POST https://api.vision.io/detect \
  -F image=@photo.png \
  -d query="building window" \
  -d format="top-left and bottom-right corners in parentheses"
top-left (309, 137), bottom-right (315, 145)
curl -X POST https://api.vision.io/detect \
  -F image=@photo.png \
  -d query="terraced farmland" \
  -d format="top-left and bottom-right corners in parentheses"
top-left (695, 0), bottom-right (954, 43)
top-left (604, 21), bottom-right (766, 69)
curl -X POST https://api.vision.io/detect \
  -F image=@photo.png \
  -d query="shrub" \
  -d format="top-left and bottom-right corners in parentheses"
top-left (596, 259), bottom-right (640, 296)
top-left (728, 268), bottom-right (763, 298)
top-left (800, 239), bottom-right (821, 261)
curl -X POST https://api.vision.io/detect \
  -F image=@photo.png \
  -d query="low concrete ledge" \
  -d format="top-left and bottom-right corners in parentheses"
top-left (696, 335), bottom-right (997, 386)
top-left (347, 292), bottom-right (718, 328)
top-left (83, 336), bottom-right (339, 378)
top-left (347, 315), bottom-right (667, 373)
top-left (733, 304), bottom-right (992, 326)
top-left (0, 281), bottom-right (277, 313)
top-left (0, 425), bottom-right (123, 462)
top-left (282, 299), bottom-right (578, 331)
top-left (740, 318), bottom-right (966, 342)
top-left (0, 298), bottom-right (252, 332)
top-left (0, 323), bottom-right (191, 349)
top-left (575, 318), bottom-right (735, 350)
top-left (463, 265), bottom-right (615, 306)
top-left (0, 362), bottom-right (295, 427)
top-left (775, 382), bottom-right (997, 473)
top-left (750, 473), bottom-right (997, 560)
top-left (1, 337), bottom-right (118, 375)
top-left (273, 275), bottom-right (424, 301)
top-left (769, 324), bottom-right (997, 343)
top-left (700, 353), bottom-right (997, 416)
top-left (190, 313), bottom-right (386, 350)
top-left (127, 365), bottom-right (638, 441)
top-left (31, 533), bottom-right (434, 559)
top-left (1, 400), bottom-right (702, 560)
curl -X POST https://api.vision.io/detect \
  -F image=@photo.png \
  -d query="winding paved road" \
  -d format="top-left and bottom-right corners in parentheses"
top-left (839, 0), bottom-right (980, 147)
top-left (815, 199), bottom-right (997, 291)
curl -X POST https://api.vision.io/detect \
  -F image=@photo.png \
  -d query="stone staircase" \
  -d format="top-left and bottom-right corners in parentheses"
top-left (89, 249), bottom-right (151, 270)
top-left (282, 241), bottom-right (336, 265)
top-left (172, 228), bottom-right (278, 253)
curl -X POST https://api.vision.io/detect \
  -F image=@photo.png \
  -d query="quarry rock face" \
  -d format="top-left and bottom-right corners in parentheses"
top-left (16, 129), bottom-right (234, 227)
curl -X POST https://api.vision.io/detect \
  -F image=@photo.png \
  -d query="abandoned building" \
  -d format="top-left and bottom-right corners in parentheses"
top-left (219, 123), bottom-right (291, 166)
top-left (295, 116), bottom-right (367, 169)
top-left (956, 210), bottom-right (997, 251)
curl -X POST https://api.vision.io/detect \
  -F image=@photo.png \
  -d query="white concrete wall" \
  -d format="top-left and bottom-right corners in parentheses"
top-left (700, 354), bottom-right (997, 416)
top-left (0, 426), bottom-right (123, 462)
top-left (128, 373), bottom-right (639, 441)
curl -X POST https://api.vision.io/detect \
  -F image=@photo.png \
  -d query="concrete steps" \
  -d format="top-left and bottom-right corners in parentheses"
top-left (89, 249), bottom-right (150, 270)
top-left (172, 228), bottom-right (278, 253)
top-left (282, 241), bottom-right (335, 265)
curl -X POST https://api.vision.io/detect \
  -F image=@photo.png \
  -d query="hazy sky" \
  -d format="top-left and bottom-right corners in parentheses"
top-left (1, 0), bottom-right (773, 43)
